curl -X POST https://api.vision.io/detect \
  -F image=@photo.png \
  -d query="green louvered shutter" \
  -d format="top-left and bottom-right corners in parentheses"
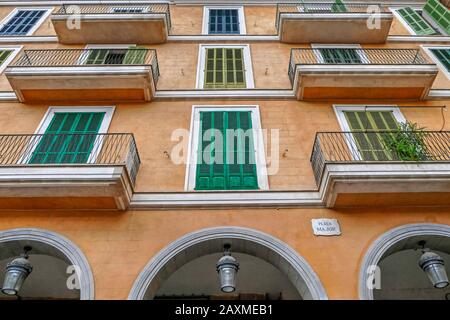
top-left (423, 0), bottom-right (450, 35)
top-left (320, 48), bottom-right (362, 64)
top-left (204, 48), bottom-right (246, 89)
top-left (332, 0), bottom-right (348, 13)
top-left (85, 49), bottom-right (109, 64)
top-left (196, 111), bottom-right (215, 189)
top-left (344, 111), bottom-right (399, 161)
top-left (30, 112), bottom-right (105, 164)
top-left (195, 111), bottom-right (258, 190)
top-left (397, 7), bottom-right (437, 35)
top-left (123, 46), bottom-right (147, 64)
top-left (0, 50), bottom-right (12, 67)
top-left (430, 48), bottom-right (450, 72)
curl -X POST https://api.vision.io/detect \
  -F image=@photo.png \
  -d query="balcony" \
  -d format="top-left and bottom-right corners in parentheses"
top-left (0, 133), bottom-right (140, 210)
top-left (52, 4), bottom-right (171, 44)
top-left (289, 48), bottom-right (438, 100)
top-left (5, 48), bottom-right (159, 103)
top-left (311, 131), bottom-right (450, 207)
top-left (276, 2), bottom-right (393, 43)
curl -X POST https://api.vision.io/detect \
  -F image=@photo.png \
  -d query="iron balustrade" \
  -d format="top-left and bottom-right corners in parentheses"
top-left (9, 48), bottom-right (160, 85)
top-left (0, 133), bottom-right (141, 185)
top-left (310, 131), bottom-right (450, 185)
top-left (55, 3), bottom-right (172, 28)
top-left (288, 48), bottom-right (434, 84)
top-left (276, 2), bottom-right (390, 29)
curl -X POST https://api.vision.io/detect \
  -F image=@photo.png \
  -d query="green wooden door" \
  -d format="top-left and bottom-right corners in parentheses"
top-left (430, 48), bottom-right (450, 72)
top-left (319, 48), bottom-right (362, 64)
top-left (85, 46), bottom-right (145, 65)
top-left (195, 111), bottom-right (258, 190)
top-left (204, 48), bottom-right (246, 89)
top-left (123, 46), bottom-right (146, 64)
top-left (30, 112), bottom-right (105, 164)
top-left (85, 49), bottom-right (109, 64)
top-left (397, 7), bottom-right (436, 35)
top-left (0, 50), bottom-right (12, 66)
top-left (344, 111), bottom-right (399, 160)
top-left (331, 0), bottom-right (348, 13)
top-left (423, 0), bottom-right (450, 36)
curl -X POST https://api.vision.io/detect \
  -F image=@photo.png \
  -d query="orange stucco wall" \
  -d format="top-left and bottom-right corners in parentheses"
top-left (2, 42), bottom-right (449, 93)
top-left (170, 6), bottom-right (204, 35)
top-left (0, 207), bottom-right (448, 299)
top-left (0, 5), bottom-right (424, 38)
top-left (0, 2), bottom-right (448, 301)
top-left (0, 100), bottom-right (447, 192)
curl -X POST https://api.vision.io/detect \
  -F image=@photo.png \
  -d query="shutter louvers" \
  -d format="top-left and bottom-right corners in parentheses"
top-left (123, 46), bottom-right (146, 64)
top-left (344, 111), bottom-right (400, 161)
top-left (204, 48), bottom-right (246, 89)
top-left (332, 0), bottom-right (348, 13)
top-left (86, 49), bottom-right (108, 65)
top-left (30, 112), bottom-right (105, 164)
top-left (195, 111), bottom-right (258, 190)
top-left (398, 7), bottom-right (436, 35)
top-left (423, 0), bottom-right (450, 36)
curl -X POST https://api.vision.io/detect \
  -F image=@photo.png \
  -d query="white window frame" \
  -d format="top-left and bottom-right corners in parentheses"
top-left (21, 106), bottom-right (115, 164)
top-left (421, 45), bottom-right (450, 80)
top-left (202, 6), bottom-right (246, 35)
top-left (0, 45), bottom-right (22, 73)
top-left (311, 44), bottom-right (370, 63)
top-left (0, 7), bottom-right (53, 36)
top-left (333, 105), bottom-right (407, 160)
top-left (185, 105), bottom-right (269, 191)
top-left (196, 44), bottom-right (254, 89)
top-left (77, 44), bottom-right (135, 65)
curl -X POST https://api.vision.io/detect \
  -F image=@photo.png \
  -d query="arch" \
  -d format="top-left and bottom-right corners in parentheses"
top-left (359, 223), bottom-right (450, 300)
top-left (0, 228), bottom-right (95, 300)
top-left (128, 226), bottom-right (328, 300)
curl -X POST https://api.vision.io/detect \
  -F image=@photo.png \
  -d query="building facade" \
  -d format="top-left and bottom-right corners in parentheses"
top-left (0, 0), bottom-right (448, 300)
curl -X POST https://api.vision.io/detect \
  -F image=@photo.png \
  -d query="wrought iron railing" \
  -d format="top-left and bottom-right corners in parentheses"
top-left (276, 2), bottom-right (390, 29)
top-left (55, 3), bottom-right (171, 28)
top-left (310, 131), bottom-right (450, 185)
top-left (0, 133), bottom-right (141, 184)
top-left (288, 48), bottom-right (434, 84)
top-left (9, 49), bottom-right (160, 85)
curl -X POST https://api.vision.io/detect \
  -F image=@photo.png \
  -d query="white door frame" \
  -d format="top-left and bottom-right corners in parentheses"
top-left (185, 105), bottom-right (269, 191)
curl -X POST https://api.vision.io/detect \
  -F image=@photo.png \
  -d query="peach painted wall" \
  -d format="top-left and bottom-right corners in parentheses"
top-left (0, 206), bottom-right (448, 299)
top-left (2, 41), bottom-right (448, 92)
top-left (0, 5), bottom-right (441, 38)
top-left (0, 100), bottom-right (447, 192)
top-left (170, 5), bottom-right (203, 35)
top-left (244, 6), bottom-right (277, 35)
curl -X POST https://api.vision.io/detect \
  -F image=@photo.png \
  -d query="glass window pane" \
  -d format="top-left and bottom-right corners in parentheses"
top-left (208, 9), bottom-right (240, 34)
top-left (0, 10), bottom-right (46, 35)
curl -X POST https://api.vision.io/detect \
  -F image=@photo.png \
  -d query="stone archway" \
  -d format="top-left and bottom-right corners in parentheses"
top-left (128, 226), bottom-right (328, 300)
top-left (359, 223), bottom-right (450, 300)
top-left (0, 228), bottom-right (94, 300)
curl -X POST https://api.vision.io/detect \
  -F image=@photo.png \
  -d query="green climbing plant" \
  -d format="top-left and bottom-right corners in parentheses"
top-left (382, 122), bottom-right (429, 161)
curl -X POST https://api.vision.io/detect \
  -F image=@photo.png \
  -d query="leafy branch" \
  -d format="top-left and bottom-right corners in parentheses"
top-left (382, 122), bottom-right (429, 161)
